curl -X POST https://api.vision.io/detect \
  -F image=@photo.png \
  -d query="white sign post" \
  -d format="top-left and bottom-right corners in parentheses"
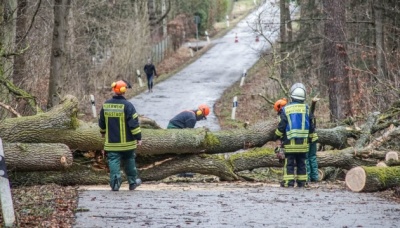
top-left (226, 15), bottom-right (230, 27)
top-left (205, 31), bottom-right (210, 43)
top-left (0, 138), bottom-right (15, 227)
top-left (90, 95), bottom-right (97, 118)
top-left (136, 69), bottom-right (144, 87)
top-left (239, 69), bottom-right (247, 87)
top-left (231, 96), bottom-right (238, 120)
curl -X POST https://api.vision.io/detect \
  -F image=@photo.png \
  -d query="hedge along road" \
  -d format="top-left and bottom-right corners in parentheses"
top-left (74, 1), bottom-right (400, 227)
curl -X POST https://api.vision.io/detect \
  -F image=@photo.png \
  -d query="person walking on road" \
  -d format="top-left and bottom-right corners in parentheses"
top-left (143, 58), bottom-right (157, 93)
top-left (167, 104), bottom-right (210, 129)
top-left (274, 83), bottom-right (316, 188)
top-left (99, 79), bottom-right (142, 191)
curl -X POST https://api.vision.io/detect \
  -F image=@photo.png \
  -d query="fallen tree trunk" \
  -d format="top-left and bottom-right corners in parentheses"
top-left (1, 116), bottom-right (359, 154)
top-left (0, 95), bottom-right (79, 143)
top-left (0, 95), bottom-right (362, 153)
top-left (9, 147), bottom-right (399, 185)
top-left (9, 163), bottom-right (110, 186)
top-left (3, 143), bottom-right (73, 171)
top-left (345, 166), bottom-right (400, 192)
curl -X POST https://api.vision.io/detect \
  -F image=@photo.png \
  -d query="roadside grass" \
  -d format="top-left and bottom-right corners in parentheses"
top-left (215, 58), bottom-right (278, 130)
top-left (213, 0), bottom-right (257, 38)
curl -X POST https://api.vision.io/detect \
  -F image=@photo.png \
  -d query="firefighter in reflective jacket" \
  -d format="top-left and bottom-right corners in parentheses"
top-left (99, 80), bottom-right (142, 191)
top-left (274, 83), bottom-right (316, 188)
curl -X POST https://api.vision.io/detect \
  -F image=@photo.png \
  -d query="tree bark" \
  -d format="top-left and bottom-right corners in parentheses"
top-left (47, 0), bottom-right (71, 108)
top-left (373, 2), bottom-right (387, 81)
top-left (345, 166), bottom-right (400, 192)
top-left (0, 95), bottom-right (79, 143)
top-left (9, 163), bottom-right (110, 187)
top-left (4, 143), bottom-right (73, 171)
top-left (321, 0), bottom-right (352, 121)
top-left (8, 146), bottom-right (399, 186)
top-left (0, 95), bottom-right (362, 152)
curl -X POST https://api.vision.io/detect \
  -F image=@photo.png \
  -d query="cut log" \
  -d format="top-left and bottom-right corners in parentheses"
top-left (376, 162), bottom-right (387, 167)
top-left (385, 151), bottom-right (399, 162)
top-left (3, 143), bottom-right (73, 171)
top-left (318, 169), bottom-right (324, 181)
top-left (345, 166), bottom-right (400, 192)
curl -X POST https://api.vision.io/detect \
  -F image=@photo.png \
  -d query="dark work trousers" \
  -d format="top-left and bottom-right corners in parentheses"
top-left (282, 153), bottom-right (307, 187)
top-left (107, 150), bottom-right (138, 191)
top-left (146, 74), bottom-right (154, 91)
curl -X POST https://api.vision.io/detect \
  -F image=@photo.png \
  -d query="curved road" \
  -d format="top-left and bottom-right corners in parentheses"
top-left (130, 3), bottom-right (277, 131)
top-left (74, 2), bottom-right (400, 227)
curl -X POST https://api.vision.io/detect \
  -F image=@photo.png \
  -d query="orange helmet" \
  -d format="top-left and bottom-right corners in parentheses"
top-left (197, 104), bottom-right (210, 118)
top-left (111, 80), bottom-right (130, 94)
top-left (274, 98), bottom-right (288, 112)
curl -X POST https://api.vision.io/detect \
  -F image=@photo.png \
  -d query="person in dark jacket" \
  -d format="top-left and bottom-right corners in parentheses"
top-left (167, 104), bottom-right (210, 177)
top-left (99, 80), bottom-right (142, 191)
top-left (143, 58), bottom-right (157, 93)
top-left (274, 83), bottom-right (316, 188)
top-left (167, 104), bottom-right (210, 129)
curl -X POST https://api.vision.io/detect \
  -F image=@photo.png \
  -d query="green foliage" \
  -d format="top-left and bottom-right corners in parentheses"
top-left (216, 0), bottom-right (230, 21)
top-left (174, 0), bottom-right (233, 34)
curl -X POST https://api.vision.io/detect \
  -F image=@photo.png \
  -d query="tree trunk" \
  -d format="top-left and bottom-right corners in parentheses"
top-left (321, 0), bottom-right (352, 122)
top-left (345, 166), bottom-right (400, 192)
top-left (0, 95), bottom-right (79, 143)
top-left (0, 94), bottom-right (364, 152)
top-left (4, 143), bottom-right (72, 171)
top-left (373, 2), bottom-right (387, 81)
top-left (279, 0), bottom-right (287, 79)
top-left (1, 0), bottom-right (17, 119)
top-left (13, 0), bottom-right (27, 88)
top-left (8, 146), bottom-right (399, 186)
top-left (9, 163), bottom-right (110, 187)
top-left (47, 0), bottom-right (71, 109)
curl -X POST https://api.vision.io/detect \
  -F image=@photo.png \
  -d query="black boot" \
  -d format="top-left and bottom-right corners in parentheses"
top-left (129, 178), bottom-right (142, 190)
top-left (297, 181), bottom-right (306, 188)
top-left (111, 176), bottom-right (121, 191)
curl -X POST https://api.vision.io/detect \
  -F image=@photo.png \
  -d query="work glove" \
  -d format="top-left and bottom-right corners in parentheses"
top-left (274, 147), bottom-right (285, 163)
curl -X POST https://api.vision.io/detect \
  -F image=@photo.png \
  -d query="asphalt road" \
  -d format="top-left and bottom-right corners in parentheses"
top-left (128, 2), bottom-right (277, 131)
top-left (74, 2), bottom-right (400, 227)
top-left (74, 183), bottom-right (400, 228)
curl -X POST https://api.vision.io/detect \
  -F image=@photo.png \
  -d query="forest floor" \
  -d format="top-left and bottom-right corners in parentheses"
top-left (2, 1), bottom-right (400, 228)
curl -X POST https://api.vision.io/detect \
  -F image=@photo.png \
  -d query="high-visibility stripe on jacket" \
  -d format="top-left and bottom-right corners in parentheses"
top-left (275, 102), bottom-right (315, 153)
top-left (283, 103), bottom-right (310, 139)
top-left (99, 95), bottom-right (141, 152)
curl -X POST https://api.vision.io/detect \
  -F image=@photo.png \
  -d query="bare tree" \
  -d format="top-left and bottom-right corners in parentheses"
top-left (321, 0), bottom-right (352, 122)
top-left (47, 0), bottom-right (71, 109)
top-left (0, 0), bottom-right (17, 118)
